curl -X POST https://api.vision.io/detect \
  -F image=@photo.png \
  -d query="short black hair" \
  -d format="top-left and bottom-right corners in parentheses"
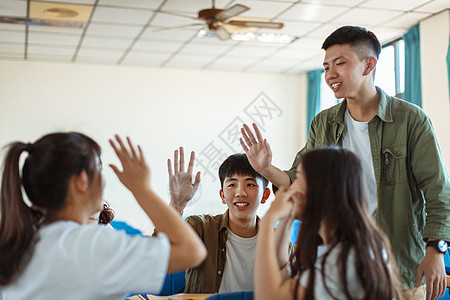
top-left (322, 26), bottom-right (381, 60)
top-left (218, 153), bottom-right (268, 189)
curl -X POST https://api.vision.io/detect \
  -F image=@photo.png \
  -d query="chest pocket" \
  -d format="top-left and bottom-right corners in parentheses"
top-left (382, 145), bottom-right (408, 185)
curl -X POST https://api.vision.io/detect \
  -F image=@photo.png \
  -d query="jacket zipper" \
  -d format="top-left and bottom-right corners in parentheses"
top-left (384, 152), bottom-right (391, 184)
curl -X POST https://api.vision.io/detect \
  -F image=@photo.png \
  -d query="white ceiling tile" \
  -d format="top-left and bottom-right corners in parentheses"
top-left (360, 0), bottom-right (433, 11)
top-left (0, 30), bottom-right (25, 43)
top-left (269, 48), bottom-right (316, 61)
top-left (0, 53), bottom-right (23, 59)
top-left (81, 37), bottom-right (133, 50)
top-left (85, 23), bottom-right (142, 37)
top-left (305, 23), bottom-right (345, 39)
top-left (222, 44), bottom-right (277, 58)
top-left (414, 0), bottom-right (450, 13)
top-left (150, 12), bottom-right (201, 27)
top-left (91, 6), bottom-right (153, 25)
top-left (230, 0), bottom-right (293, 19)
top-left (121, 59), bottom-right (162, 67)
top-left (368, 26), bottom-right (408, 44)
top-left (141, 27), bottom-right (198, 41)
top-left (275, 20), bottom-right (319, 36)
top-left (286, 37), bottom-right (324, 51)
top-left (76, 56), bottom-right (121, 64)
top-left (332, 8), bottom-right (403, 26)
top-left (27, 54), bottom-right (73, 61)
top-left (28, 32), bottom-right (81, 46)
top-left (0, 43), bottom-right (24, 53)
top-left (301, 0), bottom-right (364, 6)
top-left (383, 11), bottom-right (432, 28)
top-left (169, 53), bottom-right (217, 65)
top-left (76, 48), bottom-right (124, 59)
top-left (0, 0), bottom-right (27, 17)
top-left (208, 56), bottom-right (259, 71)
top-left (0, 23), bottom-right (26, 31)
top-left (28, 44), bottom-right (76, 56)
top-left (161, 0), bottom-right (230, 14)
top-left (28, 26), bottom-right (83, 34)
top-left (98, 0), bottom-right (164, 9)
top-left (124, 50), bottom-right (172, 61)
top-left (279, 3), bottom-right (349, 22)
top-left (177, 42), bottom-right (234, 56)
top-left (133, 39), bottom-right (184, 52)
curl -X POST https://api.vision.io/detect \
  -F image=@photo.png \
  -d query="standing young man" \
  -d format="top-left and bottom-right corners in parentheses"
top-left (240, 26), bottom-right (450, 300)
top-left (167, 147), bottom-right (292, 294)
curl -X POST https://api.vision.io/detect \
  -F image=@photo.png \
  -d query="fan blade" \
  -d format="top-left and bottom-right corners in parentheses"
top-left (215, 25), bottom-right (231, 41)
top-left (227, 20), bottom-right (284, 29)
top-left (216, 4), bottom-right (250, 21)
top-left (154, 9), bottom-right (201, 21)
top-left (150, 23), bottom-right (204, 32)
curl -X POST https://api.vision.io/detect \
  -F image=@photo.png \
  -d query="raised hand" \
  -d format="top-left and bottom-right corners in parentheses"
top-left (109, 135), bottom-right (150, 196)
top-left (265, 186), bottom-right (298, 222)
top-left (240, 123), bottom-right (273, 174)
top-left (168, 147), bottom-right (201, 215)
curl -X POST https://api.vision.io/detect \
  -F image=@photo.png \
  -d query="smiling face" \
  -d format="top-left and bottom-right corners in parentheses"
top-left (220, 174), bottom-right (269, 222)
top-left (323, 43), bottom-right (370, 100)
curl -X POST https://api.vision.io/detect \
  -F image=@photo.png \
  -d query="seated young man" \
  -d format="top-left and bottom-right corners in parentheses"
top-left (167, 147), bottom-right (292, 293)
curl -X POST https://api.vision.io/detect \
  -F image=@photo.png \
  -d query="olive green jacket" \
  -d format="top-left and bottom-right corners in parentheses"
top-left (286, 87), bottom-right (450, 288)
top-left (184, 210), bottom-right (293, 293)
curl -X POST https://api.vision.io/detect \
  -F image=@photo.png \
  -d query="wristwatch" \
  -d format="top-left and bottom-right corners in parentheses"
top-left (426, 240), bottom-right (448, 254)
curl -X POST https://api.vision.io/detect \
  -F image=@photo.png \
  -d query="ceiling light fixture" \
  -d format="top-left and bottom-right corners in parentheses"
top-left (43, 8), bottom-right (79, 18)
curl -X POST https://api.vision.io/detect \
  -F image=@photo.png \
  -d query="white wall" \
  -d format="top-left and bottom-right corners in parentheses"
top-left (0, 60), bottom-right (306, 233)
top-left (420, 10), bottom-right (450, 168)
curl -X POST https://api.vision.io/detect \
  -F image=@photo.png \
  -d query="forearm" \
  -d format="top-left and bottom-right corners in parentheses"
top-left (274, 217), bottom-right (294, 266)
top-left (255, 215), bottom-right (288, 300)
top-left (133, 187), bottom-right (206, 271)
top-left (260, 165), bottom-right (291, 188)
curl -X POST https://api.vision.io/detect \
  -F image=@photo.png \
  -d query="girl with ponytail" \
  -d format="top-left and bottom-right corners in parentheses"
top-left (0, 133), bottom-right (206, 300)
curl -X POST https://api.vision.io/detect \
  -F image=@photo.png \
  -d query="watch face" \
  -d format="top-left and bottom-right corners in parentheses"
top-left (438, 240), bottom-right (448, 252)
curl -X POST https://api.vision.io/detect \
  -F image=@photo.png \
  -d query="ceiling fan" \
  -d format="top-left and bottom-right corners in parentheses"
top-left (154, 0), bottom-right (284, 41)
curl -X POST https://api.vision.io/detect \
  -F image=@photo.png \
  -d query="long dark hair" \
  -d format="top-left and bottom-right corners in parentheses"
top-left (291, 147), bottom-right (399, 300)
top-left (0, 132), bottom-right (101, 285)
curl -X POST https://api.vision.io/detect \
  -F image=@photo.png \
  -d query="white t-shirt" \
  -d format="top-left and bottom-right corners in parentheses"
top-left (299, 245), bottom-right (363, 299)
top-left (1, 221), bottom-right (170, 300)
top-left (218, 230), bottom-right (258, 293)
top-left (342, 108), bottom-right (378, 215)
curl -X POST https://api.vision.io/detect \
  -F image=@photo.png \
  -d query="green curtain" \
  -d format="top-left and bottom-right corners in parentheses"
top-left (447, 34), bottom-right (450, 102)
top-left (403, 25), bottom-right (422, 107)
top-left (306, 69), bottom-right (322, 136)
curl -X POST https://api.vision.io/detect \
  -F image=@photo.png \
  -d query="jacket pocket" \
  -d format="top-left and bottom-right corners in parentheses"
top-left (382, 145), bottom-right (408, 185)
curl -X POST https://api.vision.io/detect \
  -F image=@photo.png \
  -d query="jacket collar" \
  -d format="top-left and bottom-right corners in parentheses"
top-left (331, 86), bottom-right (393, 125)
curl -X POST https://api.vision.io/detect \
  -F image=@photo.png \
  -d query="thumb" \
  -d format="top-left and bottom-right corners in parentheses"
top-left (193, 171), bottom-right (201, 188)
top-left (109, 164), bottom-right (121, 177)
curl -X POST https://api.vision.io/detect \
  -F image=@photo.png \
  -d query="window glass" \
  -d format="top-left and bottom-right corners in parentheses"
top-left (375, 45), bottom-right (396, 96)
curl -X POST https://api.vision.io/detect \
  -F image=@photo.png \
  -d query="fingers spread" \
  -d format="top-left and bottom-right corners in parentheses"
top-left (240, 138), bottom-right (249, 152)
top-left (174, 149), bottom-right (179, 174)
top-left (253, 123), bottom-right (264, 143)
top-left (187, 151), bottom-right (195, 174)
top-left (180, 147), bottom-right (185, 172)
top-left (168, 159), bottom-right (173, 177)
